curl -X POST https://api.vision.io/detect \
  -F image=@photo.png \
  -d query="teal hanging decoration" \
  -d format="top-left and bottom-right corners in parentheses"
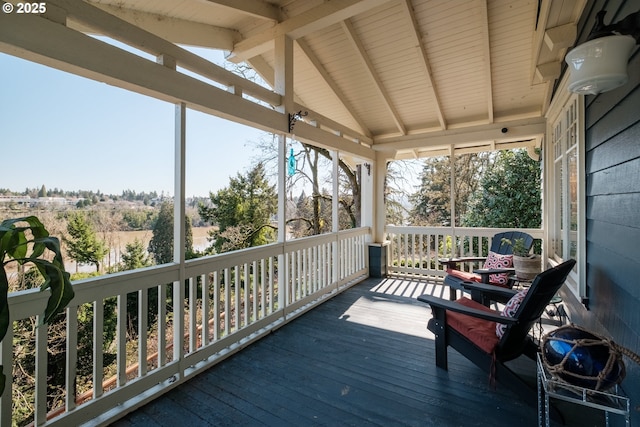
top-left (288, 147), bottom-right (296, 176)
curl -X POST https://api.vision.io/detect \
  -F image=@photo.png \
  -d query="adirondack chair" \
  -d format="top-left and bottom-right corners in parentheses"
top-left (418, 259), bottom-right (576, 418)
top-left (440, 231), bottom-right (534, 301)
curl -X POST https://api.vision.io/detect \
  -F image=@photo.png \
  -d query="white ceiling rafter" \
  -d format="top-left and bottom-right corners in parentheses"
top-left (341, 19), bottom-right (406, 136)
top-left (245, 53), bottom-right (374, 145)
top-left (47, 0), bottom-right (280, 104)
top-left (227, 0), bottom-right (392, 62)
top-left (478, 0), bottom-right (493, 124)
top-left (72, 3), bottom-right (239, 50)
top-left (398, 0), bottom-right (446, 130)
top-left (296, 38), bottom-right (371, 138)
top-left (202, 0), bottom-right (281, 22)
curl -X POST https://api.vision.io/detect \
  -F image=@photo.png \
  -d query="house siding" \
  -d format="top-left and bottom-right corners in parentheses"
top-left (559, 0), bottom-right (640, 407)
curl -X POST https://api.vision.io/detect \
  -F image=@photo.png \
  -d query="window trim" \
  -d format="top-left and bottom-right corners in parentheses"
top-left (545, 75), bottom-right (586, 300)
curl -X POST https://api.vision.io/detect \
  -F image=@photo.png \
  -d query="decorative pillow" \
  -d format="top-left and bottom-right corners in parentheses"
top-left (496, 289), bottom-right (528, 338)
top-left (483, 251), bottom-right (513, 286)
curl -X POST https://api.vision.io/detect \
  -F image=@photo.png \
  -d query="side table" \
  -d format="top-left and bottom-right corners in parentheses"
top-left (537, 353), bottom-right (631, 427)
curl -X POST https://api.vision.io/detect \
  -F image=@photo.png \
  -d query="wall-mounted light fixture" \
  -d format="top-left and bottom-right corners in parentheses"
top-left (566, 10), bottom-right (639, 95)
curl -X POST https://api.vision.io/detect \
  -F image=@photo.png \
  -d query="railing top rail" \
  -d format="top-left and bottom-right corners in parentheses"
top-left (385, 225), bottom-right (543, 239)
top-left (8, 228), bottom-right (373, 322)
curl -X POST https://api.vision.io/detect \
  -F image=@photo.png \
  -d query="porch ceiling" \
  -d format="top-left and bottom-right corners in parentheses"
top-left (4, 0), bottom-right (586, 160)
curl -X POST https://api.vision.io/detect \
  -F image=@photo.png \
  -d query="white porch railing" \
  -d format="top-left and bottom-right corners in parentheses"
top-left (2, 227), bottom-right (370, 427)
top-left (385, 226), bottom-right (544, 277)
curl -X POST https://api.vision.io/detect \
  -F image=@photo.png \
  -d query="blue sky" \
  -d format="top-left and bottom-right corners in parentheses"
top-left (0, 46), bottom-right (268, 198)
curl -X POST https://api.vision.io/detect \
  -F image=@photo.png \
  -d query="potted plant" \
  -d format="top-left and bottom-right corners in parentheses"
top-left (501, 237), bottom-right (541, 280)
top-left (0, 216), bottom-right (74, 394)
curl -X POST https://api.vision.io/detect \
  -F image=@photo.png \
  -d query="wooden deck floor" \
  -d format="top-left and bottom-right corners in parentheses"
top-left (108, 276), bottom-right (586, 427)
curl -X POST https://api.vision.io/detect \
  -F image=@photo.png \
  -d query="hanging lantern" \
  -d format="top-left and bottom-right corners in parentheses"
top-left (287, 147), bottom-right (296, 176)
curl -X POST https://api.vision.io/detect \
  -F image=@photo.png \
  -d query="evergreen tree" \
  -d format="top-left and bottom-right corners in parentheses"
top-left (199, 163), bottom-right (277, 253)
top-left (462, 149), bottom-right (541, 228)
top-left (120, 239), bottom-right (151, 271)
top-left (64, 212), bottom-right (108, 271)
top-left (409, 153), bottom-right (489, 226)
top-left (410, 156), bottom-right (451, 226)
top-left (148, 201), bottom-right (194, 264)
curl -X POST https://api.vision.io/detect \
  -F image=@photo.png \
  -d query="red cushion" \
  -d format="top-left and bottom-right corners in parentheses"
top-left (446, 297), bottom-right (499, 354)
top-left (446, 268), bottom-right (481, 282)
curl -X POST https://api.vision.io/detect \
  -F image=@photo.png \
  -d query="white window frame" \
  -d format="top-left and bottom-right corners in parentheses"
top-left (545, 76), bottom-right (586, 300)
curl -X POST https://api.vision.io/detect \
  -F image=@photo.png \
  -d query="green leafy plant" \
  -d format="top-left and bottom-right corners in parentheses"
top-left (501, 237), bottom-right (530, 257)
top-left (0, 216), bottom-right (74, 394)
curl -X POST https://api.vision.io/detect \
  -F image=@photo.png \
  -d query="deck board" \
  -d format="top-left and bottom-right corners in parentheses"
top-left (110, 277), bottom-right (545, 426)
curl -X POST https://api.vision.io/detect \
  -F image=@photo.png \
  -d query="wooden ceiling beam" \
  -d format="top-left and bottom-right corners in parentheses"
top-left (73, 3), bottom-right (239, 50)
top-left (341, 19), bottom-right (406, 135)
top-left (398, 0), bottom-right (446, 130)
top-left (227, 0), bottom-right (392, 62)
top-left (201, 0), bottom-right (281, 21)
top-left (544, 23), bottom-right (577, 51)
top-left (46, 0), bottom-right (279, 105)
top-left (0, 10), bottom-right (374, 160)
top-left (245, 55), bottom-right (373, 145)
top-left (296, 38), bottom-right (372, 137)
top-left (478, 0), bottom-right (494, 124)
top-left (373, 117), bottom-right (546, 152)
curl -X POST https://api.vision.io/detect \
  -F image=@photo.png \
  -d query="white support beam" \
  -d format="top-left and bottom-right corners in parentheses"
top-left (332, 151), bottom-right (340, 234)
top-left (277, 134), bottom-right (287, 312)
top-left (373, 118), bottom-right (546, 152)
top-left (293, 103), bottom-right (373, 146)
top-left (535, 61), bottom-right (561, 82)
top-left (228, 0), bottom-right (392, 62)
top-left (274, 34), bottom-right (294, 114)
top-left (47, 0), bottom-right (280, 106)
top-left (373, 152), bottom-right (389, 243)
top-left (173, 102), bottom-right (187, 373)
top-left (245, 54), bottom-right (374, 145)
top-left (174, 102), bottom-right (187, 264)
top-left (544, 23), bottom-right (577, 52)
top-left (0, 8), bottom-right (375, 161)
top-left (361, 161), bottom-right (373, 230)
top-left (203, 0), bottom-right (281, 21)
top-left (75, 3), bottom-right (239, 50)
top-left (0, 12), bottom-right (284, 130)
top-left (296, 38), bottom-right (371, 137)
top-left (292, 121), bottom-right (374, 160)
top-left (341, 19), bottom-right (406, 136)
top-left (530, 0), bottom-right (551, 84)
top-left (278, 135), bottom-right (287, 243)
top-left (449, 146), bottom-right (456, 229)
top-left (399, 0), bottom-right (446, 130)
top-left (478, 0), bottom-right (494, 124)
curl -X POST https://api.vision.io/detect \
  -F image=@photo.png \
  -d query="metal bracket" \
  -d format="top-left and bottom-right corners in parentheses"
top-left (288, 110), bottom-right (308, 133)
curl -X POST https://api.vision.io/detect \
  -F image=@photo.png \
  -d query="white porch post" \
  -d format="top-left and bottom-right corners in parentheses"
top-left (449, 145), bottom-right (457, 256)
top-left (360, 160), bottom-right (373, 232)
top-left (274, 34), bottom-right (293, 311)
top-left (164, 25), bottom-right (187, 368)
top-left (332, 150), bottom-right (340, 285)
top-left (368, 151), bottom-right (389, 277)
top-left (277, 134), bottom-right (287, 311)
top-left (373, 151), bottom-right (388, 243)
top-left (174, 103), bottom-right (186, 264)
top-left (173, 101), bottom-right (186, 368)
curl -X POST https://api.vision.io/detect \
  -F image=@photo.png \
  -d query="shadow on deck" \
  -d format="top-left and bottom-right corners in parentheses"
top-left (109, 276), bottom-right (585, 427)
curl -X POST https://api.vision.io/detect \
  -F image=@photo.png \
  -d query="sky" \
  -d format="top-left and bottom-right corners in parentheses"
top-left (0, 44), bottom-right (269, 198)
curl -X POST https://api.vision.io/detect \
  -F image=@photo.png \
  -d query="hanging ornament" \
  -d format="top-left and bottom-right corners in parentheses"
top-left (288, 147), bottom-right (296, 176)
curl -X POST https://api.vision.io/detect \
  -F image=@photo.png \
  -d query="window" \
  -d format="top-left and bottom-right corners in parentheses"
top-left (546, 91), bottom-right (585, 299)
